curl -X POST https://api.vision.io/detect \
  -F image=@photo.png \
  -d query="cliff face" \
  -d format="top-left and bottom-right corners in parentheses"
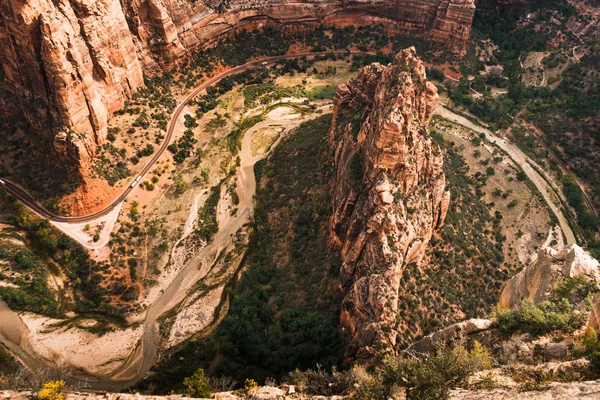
top-left (329, 47), bottom-right (450, 361)
top-left (0, 0), bottom-right (145, 165)
top-left (499, 244), bottom-right (600, 309)
top-left (123, 0), bottom-right (476, 71)
top-left (0, 0), bottom-right (475, 166)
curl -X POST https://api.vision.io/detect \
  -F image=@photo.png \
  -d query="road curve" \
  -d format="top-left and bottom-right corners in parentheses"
top-left (0, 51), bottom-right (361, 224)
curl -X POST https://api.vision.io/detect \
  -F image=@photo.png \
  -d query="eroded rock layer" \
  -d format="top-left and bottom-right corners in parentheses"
top-left (0, 0), bottom-right (475, 165)
top-left (329, 47), bottom-right (450, 360)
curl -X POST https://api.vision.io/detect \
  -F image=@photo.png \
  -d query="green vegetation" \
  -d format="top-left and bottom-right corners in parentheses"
top-left (0, 188), bottom-right (119, 316)
top-left (288, 341), bottom-right (492, 400)
top-left (183, 368), bottom-right (212, 398)
top-left (196, 182), bottom-right (222, 242)
top-left (496, 276), bottom-right (598, 336)
top-left (168, 129), bottom-right (198, 164)
top-left (0, 118), bottom-right (83, 211)
top-left (576, 332), bottom-right (600, 372)
top-left (174, 174), bottom-right (189, 196)
top-left (225, 115), bottom-right (264, 155)
top-left (450, 7), bottom-right (600, 255)
top-left (377, 342), bottom-right (491, 400)
top-left (496, 298), bottom-right (584, 336)
top-left (393, 130), bottom-right (510, 347)
top-left (92, 142), bottom-right (131, 186)
top-left (553, 275), bottom-right (599, 304)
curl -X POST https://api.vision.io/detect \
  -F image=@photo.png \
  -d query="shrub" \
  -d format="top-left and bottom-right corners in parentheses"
top-left (38, 380), bottom-right (65, 400)
top-left (205, 376), bottom-right (237, 392)
top-left (183, 368), bottom-right (211, 398)
top-left (184, 114), bottom-right (198, 129)
top-left (379, 342), bottom-right (492, 400)
top-left (287, 365), bottom-right (356, 396)
top-left (575, 331), bottom-right (600, 371)
top-left (495, 298), bottom-right (584, 336)
top-left (553, 275), bottom-right (599, 304)
top-left (173, 174), bottom-right (188, 195)
top-left (244, 378), bottom-right (258, 393)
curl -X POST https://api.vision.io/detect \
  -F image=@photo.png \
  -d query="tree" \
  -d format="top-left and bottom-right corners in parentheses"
top-left (183, 368), bottom-right (211, 398)
top-left (174, 174), bottom-right (188, 195)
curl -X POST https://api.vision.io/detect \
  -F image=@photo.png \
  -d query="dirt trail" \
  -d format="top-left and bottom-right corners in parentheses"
top-left (435, 105), bottom-right (576, 245)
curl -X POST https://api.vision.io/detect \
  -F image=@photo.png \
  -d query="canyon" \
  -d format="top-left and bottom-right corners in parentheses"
top-left (4, 0), bottom-right (600, 398)
top-left (0, 0), bottom-right (476, 165)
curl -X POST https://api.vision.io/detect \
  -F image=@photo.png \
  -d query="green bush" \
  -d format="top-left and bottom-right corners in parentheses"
top-left (377, 342), bottom-right (492, 400)
top-left (183, 368), bottom-right (211, 398)
top-left (553, 275), bottom-right (599, 304)
top-left (495, 298), bottom-right (584, 336)
top-left (575, 332), bottom-right (600, 372)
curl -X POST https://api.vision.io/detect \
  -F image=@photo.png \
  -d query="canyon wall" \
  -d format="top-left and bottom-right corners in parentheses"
top-left (329, 47), bottom-right (450, 361)
top-left (0, 0), bottom-right (475, 165)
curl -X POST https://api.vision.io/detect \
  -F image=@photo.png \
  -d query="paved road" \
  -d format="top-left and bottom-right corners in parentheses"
top-left (0, 51), bottom-right (359, 223)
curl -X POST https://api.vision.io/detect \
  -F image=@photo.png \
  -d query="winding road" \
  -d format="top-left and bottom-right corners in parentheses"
top-left (435, 105), bottom-right (576, 246)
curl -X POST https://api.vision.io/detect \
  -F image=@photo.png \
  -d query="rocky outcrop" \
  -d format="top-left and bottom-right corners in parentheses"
top-left (5, 381), bottom-right (600, 399)
top-left (0, 0), bottom-right (475, 166)
top-left (0, 390), bottom-right (344, 400)
top-left (499, 244), bottom-right (600, 309)
top-left (329, 47), bottom-right (450, 361)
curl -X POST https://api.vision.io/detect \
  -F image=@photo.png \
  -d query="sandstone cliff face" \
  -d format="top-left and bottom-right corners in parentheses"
top-left (0, 0), bottom-right (475, 166)
top-left (0, 0), bottom-right (145, 164)
top-left (499, 244), bottom-right (600, 310)
top-left (121, 0), bottom-right (476, 71)
top-left (329, 47), bottom-right (450, 360)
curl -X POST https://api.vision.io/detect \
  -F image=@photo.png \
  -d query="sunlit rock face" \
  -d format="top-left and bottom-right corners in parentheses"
top-left (499, 244), bottom-right (600, 309)
top-left (0, 0), bottom-right (144, 164)
top-left (0, 0), bottom-right (475, 167)
top-left (329, 47), bottom-right (450, 361)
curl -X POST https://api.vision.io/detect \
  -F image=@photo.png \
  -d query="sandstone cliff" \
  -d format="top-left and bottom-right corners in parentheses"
top-left (0, 0), bottom-right (475, 165)
top-left (329, 47), bottom-right (450, 361)
top-left (0, 0), bottom-right (145, 164)
top-left (499, 244), bottom-right (600, 309)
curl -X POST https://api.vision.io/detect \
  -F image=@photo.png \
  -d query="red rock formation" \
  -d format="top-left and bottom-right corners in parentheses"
top-left (122, 0), bottom-right (476, 70)
top-left (0, 0), bottom-right (144, 164)
top-left (0, 0), bottom-right (475, 166)
top-left (329, 47), bottom-right (450, 361)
